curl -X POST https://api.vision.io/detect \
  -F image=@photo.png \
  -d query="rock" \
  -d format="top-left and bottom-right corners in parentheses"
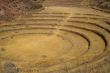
top-left (4, 62), bottom-right (18, 73)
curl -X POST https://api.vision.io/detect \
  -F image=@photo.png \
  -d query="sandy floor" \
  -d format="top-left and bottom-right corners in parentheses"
top-left (0, 7), bottom-right (110, 73)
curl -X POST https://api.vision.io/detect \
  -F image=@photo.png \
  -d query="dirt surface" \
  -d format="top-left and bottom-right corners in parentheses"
top-left (0, 0), bottom-right (110, 73)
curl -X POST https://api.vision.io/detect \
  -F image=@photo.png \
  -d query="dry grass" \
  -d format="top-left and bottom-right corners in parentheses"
top-left (0, 0), bottom-right (110, 73)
